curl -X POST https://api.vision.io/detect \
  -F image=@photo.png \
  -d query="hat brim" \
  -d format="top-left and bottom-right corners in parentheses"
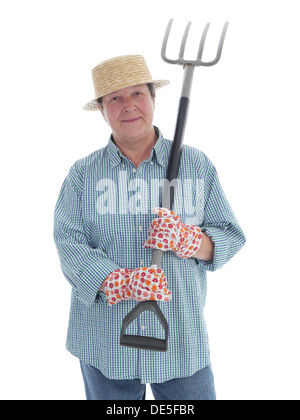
top-left (83, 79), bottom-right (170, 111)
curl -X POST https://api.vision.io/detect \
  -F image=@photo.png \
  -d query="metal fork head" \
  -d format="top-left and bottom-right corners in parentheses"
top-left (161, 19), bottom-right (229, 67)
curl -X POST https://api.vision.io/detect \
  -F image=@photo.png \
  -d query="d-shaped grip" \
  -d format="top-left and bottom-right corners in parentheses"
top-left (120, 300), bottom-right (169, 352)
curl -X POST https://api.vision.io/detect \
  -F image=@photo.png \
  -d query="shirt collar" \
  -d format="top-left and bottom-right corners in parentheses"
top-left (106, 136), bottom-right (123, 168)
top-left (106, 126), bottom-right (168, 168)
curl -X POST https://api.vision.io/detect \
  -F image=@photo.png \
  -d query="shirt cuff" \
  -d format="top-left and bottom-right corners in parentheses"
top-left (195, 226), bottom-right (229, 272)
top-left (76, 255), bottom-right (120, 306)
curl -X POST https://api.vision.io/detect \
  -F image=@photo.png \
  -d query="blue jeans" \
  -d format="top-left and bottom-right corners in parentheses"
top-left (80, 361), bottom-right (216, 400)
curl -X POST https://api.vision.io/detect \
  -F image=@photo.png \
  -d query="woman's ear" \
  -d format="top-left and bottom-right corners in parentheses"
top-left (97, 104), bottom-right (110, 126)
top-left (97, 103), bottom-right (103, 114)
top-left (97, 104), bottom-right (106, 120)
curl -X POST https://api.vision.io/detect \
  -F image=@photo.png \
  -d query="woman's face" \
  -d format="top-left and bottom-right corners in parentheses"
top-left (98, 84), bottom-right (155, 145)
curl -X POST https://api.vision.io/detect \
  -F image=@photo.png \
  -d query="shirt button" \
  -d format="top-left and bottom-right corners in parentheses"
top-left (140, 259), bottom-right (144, 266)
top-left (150, 161), bottom-right (154, 165)
top-left (132, 168), bottom-right (137, 173)
top-left (137, 194), bottom-right (142, 200)
top-left (139, 225), bottom-right (143, 232)
top-left (141, 325), bottom-right (146, 331)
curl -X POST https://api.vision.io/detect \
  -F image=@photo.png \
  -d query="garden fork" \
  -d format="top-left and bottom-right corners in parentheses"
top-left (120, 19), bottom-right (229, 352)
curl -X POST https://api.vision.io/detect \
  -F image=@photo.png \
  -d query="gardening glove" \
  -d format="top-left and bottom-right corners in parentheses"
top-left (143, 207), bottom-right (202, 259)
top-left (103, 264), bottom-right (172, 306)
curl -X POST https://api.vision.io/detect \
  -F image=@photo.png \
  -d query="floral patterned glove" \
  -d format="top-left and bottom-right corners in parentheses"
top-left (103, 265), bottom-right (172, 306)
top-left (143, 207), bottom-right (202, 259)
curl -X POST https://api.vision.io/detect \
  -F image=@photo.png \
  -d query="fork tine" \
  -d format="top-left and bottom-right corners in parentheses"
top-left (207, 21), bottom-right (229, 66)
top-left (214, 21), bottom-right (229, 63)
top-left (161, 19), bottom-right (173, 60)
top-left (197, 23), bottom-right (210, 61)
top-left (179, 21), bottom-right (192, 59)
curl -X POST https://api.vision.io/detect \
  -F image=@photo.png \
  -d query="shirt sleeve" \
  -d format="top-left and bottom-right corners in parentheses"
top-left (196, 160), bottom-right (246, 271)
top-left (53, 173), bottom-right (120, 306)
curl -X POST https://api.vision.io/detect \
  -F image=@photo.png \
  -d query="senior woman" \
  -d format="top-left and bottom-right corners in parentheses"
top-left (53, 55), bottom-right (246, 400)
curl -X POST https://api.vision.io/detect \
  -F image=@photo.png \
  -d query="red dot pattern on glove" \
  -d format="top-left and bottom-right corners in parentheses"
top-left (104, 265), bottom-right (172, 306)
top-left (143, 207), bottom-right (202, 259)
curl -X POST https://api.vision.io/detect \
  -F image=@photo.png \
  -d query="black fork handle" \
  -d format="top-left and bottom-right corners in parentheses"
top-left (120, 66), bottom-right (195, 352)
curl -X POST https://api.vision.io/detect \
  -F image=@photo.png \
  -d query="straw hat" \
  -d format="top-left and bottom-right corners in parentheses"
top-left (83, 55), bottom-right (169, 111)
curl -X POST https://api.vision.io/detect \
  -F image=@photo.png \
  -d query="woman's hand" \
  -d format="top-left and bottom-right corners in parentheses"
top-left (102, 265), bottom-right (172, 306)
top-left (143, 207), bottom-right (202, 258)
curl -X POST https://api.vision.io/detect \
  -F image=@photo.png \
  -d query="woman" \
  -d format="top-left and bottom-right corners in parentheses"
top-left (54, 55), bottom-right (246, 400)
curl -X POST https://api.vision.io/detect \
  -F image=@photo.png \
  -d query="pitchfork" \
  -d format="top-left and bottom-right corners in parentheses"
top-left (120, 19), bottom-right (229, 352)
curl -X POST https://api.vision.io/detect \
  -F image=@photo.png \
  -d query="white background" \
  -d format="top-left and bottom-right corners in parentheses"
top-left (1, 0), bottom-right (299, 400)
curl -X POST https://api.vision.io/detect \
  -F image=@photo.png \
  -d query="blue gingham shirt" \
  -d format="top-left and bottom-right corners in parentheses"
top-left (53, 127), bottom-right (246, 384)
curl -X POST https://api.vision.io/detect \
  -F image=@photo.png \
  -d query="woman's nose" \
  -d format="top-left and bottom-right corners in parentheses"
top-left (123, 96), bottom-right (136, 111)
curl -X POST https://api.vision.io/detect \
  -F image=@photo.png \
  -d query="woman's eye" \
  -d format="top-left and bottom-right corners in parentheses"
top-left (133, 91), bottom-right (143, 96)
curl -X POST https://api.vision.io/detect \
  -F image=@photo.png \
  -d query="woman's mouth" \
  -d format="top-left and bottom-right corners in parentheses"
top-left (122, 117), bottom-right (141, 123)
